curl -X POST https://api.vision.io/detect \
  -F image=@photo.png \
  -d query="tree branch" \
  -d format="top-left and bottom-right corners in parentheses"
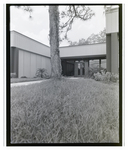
top-left (59, 5), bottom-right (95, 41)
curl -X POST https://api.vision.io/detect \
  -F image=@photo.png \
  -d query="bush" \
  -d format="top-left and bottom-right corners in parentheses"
top-left (20, 76), bottom-right (27, 78)
top-left (10, 73), bottom-right (17, 78)
top-left (110, 73), bottom-right (119, 82)
top-left (35, 68), bottom-right (50, 79)
top-left (88, 67), bottom-right (106, 78)
top-left (94, 71), bottom-right (119, 82)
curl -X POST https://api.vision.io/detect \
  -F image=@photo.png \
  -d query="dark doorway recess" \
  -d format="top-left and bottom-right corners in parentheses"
top-left (61, 60), bottom-right (74, 76)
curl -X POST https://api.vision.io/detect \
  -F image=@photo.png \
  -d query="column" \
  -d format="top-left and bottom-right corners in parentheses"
top-left (99, 59), bottom-right (101, 70)
top-left (74, 61), bottom-right (78, 77)
top-left (106, 34), bottom-right (111, 72)
top-left (80, 62), bottom-right (83, 76)
top-left (10, 47), bottom-right (13, 73)
top-left (13, 48), bottom-right (19, 77)
top-left (84, 60), bottom-right (89, 77)
top-left (111, 33), bottom-right (119, 73)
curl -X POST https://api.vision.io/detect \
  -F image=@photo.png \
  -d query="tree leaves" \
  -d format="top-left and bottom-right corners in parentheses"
top-left (68, 28), bottom-right (106, 45)
top-left (15, 6), bottom-right (33, 19)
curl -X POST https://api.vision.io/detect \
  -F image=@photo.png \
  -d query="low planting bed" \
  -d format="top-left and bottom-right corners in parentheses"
top-left (11, 68), bottom-right (50, 83)
top-left (11, 78), bottom-right (119, 143)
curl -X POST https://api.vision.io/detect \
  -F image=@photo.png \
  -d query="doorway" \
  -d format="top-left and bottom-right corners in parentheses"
top-left (75, 60), bottom-right (85, 77)
top-left (61, 60), bottom-right (74, 76)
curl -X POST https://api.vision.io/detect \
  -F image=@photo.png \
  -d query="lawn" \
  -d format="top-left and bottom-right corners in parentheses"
top-left (11, 78), bottom-right (119, 143)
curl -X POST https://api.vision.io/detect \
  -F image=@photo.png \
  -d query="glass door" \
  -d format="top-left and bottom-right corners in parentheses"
top-left (74, 60), bottom-right (85, 77)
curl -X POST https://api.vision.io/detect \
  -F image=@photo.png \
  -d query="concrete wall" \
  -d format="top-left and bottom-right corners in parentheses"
top-left (11, 31), bottom-right (50, 57)
top-left (111, 33), bottom-right (119, 73)
top-left (60, 43), bottom-right (106, 58)
top-left (106, 34), bottom-right (111, 72)
top-left (11, 31), bottom-right (51, 78)
top-left (106, 6), bottom-right (119, 74)
top-left (106, 7), bottom-right (119, 34)
top-left (18, 49), bottom-right (51, 78)
top-left (106, 33), bottom-right (119, 74)
top-left (10, 47), bottom-right (19, 77)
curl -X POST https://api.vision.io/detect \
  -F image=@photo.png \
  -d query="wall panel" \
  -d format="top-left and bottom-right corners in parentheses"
top-left (42, 57), bottom-right (46, 68)
top-left (36, 55), bottom-right (42, 70)
top-left (106, 8), bottom-right (119, 34)
top-left (111, 33), bottom-right (119, 73)
top-left (11, 31), bottom-right (50, 57)
top-left (18, 49), bottom-right (51, 78)
top-left (23, 51), bottom-right (31, 77)
top-left (10, 47), bottom-right (13, 73)
top-left (18, 50), bottom-right (24, 77)
top-left (106, 34), bottom-right (111, 72)
top-left (45, 57), bottom-right (51, 74)
top-left (60, 43), bottom-right (106, 58)
top-left (30, 53), bottom-right (37, 77)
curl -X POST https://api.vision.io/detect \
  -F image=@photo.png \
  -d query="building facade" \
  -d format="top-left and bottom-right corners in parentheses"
top-left (60, 43), bottom-right (106, 77)
top-left (10, 31), bottom-right (106, 78)
top-left (10, 31), bottom-right (51, 78)
top-left (106, 6), bottom-right (119, 74)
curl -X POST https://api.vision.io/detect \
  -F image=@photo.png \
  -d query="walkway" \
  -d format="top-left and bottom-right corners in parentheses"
top-left (11, 77), bottom-right (81, 87)
top-left (11, 80), bottom-right (49, 87)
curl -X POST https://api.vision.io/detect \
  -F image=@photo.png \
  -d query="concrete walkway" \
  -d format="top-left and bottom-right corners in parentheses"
top-left (11, 77), bottom-right (81, 87)
top-left (67, 77), bottom-right (80, 80)
top-left (11, 80), bottom-right (49, 87)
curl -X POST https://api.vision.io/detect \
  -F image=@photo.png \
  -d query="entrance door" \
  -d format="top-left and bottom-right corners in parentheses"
top-left (75, 61), bottom-right (85, 77)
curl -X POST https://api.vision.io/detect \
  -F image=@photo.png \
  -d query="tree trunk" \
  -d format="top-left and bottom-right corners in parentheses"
top-left (49, 6), bottom-right (62, 79)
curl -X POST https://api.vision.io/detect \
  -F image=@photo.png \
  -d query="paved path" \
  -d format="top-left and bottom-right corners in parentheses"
top-left (67, 77), bottom-right (79, 80)
top-left (11, 77), bottom-right (81, 87)
top-left (11, 80), bottom-right (49, 87)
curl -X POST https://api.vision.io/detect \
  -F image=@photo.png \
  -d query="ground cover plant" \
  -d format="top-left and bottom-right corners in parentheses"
top-left (11, 78), bottom-right (119, 143)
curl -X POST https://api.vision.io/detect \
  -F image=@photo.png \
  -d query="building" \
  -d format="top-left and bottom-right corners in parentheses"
top-left (60, 43), bottom-right (106, 77)
top-left (10, 31), bottom-right (51, 78)
top-left (106, 6), bottom-right (119, 74)
top-left (10, 5), bottom-right (120, 78)
top-left (10, 30), bottom-right (106, 78)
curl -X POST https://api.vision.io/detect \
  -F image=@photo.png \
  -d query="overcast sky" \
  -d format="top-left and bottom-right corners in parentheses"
top-left (10, 5), bottom-right (105, 46)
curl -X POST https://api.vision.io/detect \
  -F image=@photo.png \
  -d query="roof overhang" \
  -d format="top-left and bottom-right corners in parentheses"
top-left (61, 54), bottom-right (106, 60)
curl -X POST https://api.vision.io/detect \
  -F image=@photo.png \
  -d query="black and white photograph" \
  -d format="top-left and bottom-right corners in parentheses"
top-left (6, 3), bottom-right (122, 146)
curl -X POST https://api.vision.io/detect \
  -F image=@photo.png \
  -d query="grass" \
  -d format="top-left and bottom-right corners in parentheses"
top-left (11, 77), bottom-right (44, 83)
top-left (11, 78), bottom-right (119, 143)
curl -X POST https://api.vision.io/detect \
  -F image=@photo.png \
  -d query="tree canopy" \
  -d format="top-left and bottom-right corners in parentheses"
top-left (69, 28), bottom-right (106, 46)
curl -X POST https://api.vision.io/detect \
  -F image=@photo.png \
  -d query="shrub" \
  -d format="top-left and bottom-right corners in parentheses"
top-left (110, 73), bottom-right (119, 82)
top-left (20, 76), bottom-right (27, 78)
top-left (94, 71), bottom-right (119, 82)
top-left (88, 67), bottom-right (106, 78)
top-left (10, 73), bottom-right (17, 78)
top-left (35, 68), bottom-right (50, 79)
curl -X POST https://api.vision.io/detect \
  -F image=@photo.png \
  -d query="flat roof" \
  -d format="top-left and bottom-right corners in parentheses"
top-left (11, 30), bottom-right (106, 58)
top-left (60, 42), bottom-right (106, 48)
